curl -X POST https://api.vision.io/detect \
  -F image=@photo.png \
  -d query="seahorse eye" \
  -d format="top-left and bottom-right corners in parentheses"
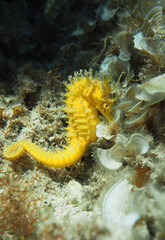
top-left (103, 103), bottom-right (110, 110)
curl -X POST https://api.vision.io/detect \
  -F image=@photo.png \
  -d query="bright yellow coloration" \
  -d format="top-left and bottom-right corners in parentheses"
top-left (4, 70), bottom-right (117, 168)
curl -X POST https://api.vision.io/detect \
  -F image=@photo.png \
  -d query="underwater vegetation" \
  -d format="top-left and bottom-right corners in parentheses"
top-left (97, 133), bottom-right (149, 170)
top-left (115, 73), bottom-right (165, 130)
top-left (89, 2), bottom-right (165, 239)
top-left (0, 173), bottom-right (40, 238)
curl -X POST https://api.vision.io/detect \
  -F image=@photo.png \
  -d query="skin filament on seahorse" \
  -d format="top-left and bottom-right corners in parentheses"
top-left (3, 70), bottom-right (118, 168)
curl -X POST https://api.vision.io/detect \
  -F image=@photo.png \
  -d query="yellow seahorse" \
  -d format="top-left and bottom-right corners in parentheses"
top-left (3, 70), bottom-right (118, 168)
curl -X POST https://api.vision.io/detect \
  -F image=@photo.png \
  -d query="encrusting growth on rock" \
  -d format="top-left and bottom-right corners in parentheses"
top-left (4, 70), bottom-right (118, 168)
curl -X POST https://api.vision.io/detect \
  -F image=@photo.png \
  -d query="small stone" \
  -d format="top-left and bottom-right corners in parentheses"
top-left (65, 180), bottom-right (86, 205)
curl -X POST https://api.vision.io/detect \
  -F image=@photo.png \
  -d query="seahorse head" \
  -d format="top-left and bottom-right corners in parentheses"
top-left (91, 78), bottom-right (117, 122)
top-left (68, 70), bottom-right (119, 122)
